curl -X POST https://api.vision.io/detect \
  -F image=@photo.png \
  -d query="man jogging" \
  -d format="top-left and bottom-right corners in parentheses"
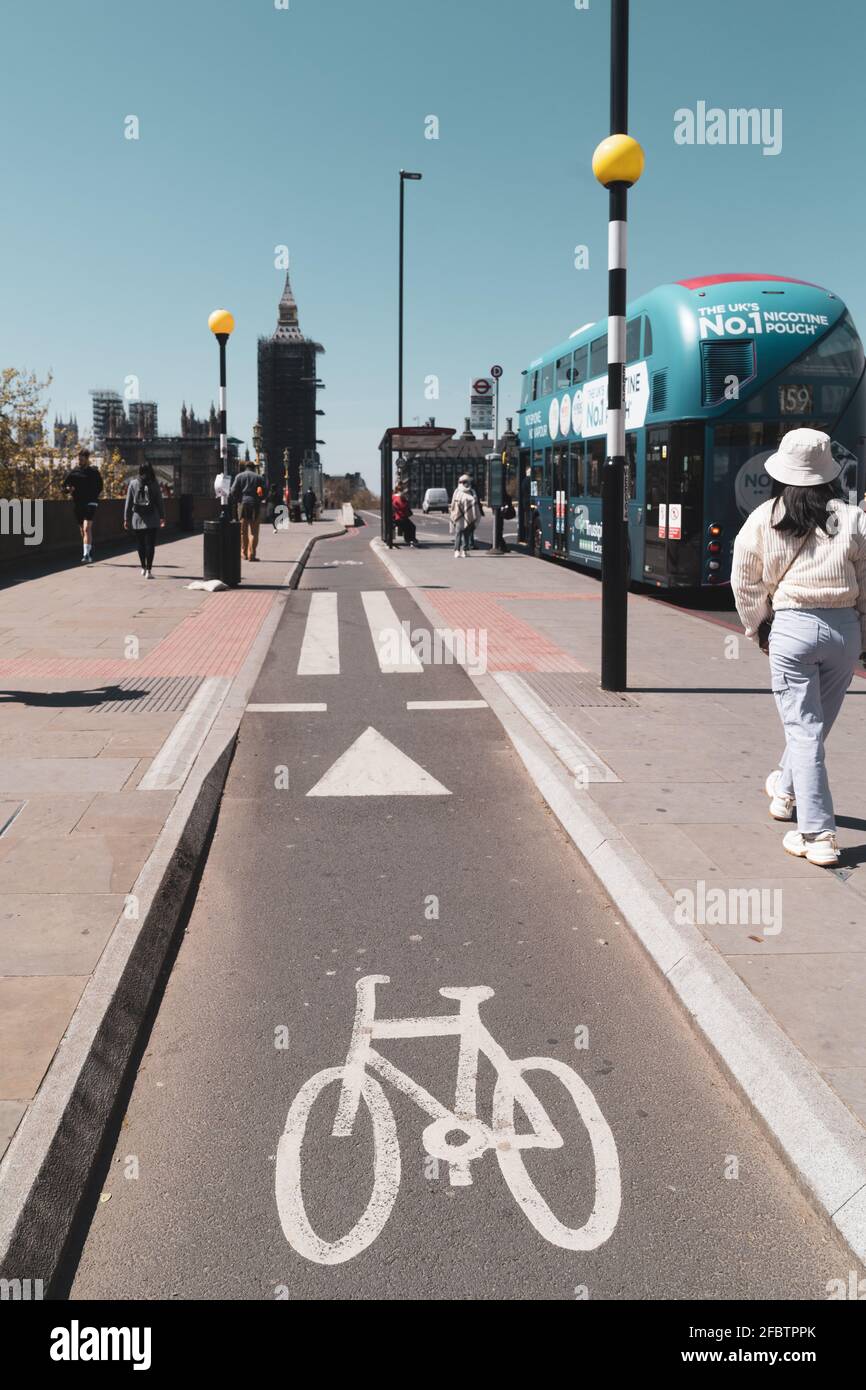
top-left (63, 448), bottom-right (103, 564)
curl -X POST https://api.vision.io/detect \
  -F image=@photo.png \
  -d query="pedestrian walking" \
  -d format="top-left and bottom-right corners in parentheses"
top-left (449, 474), bottom-right (480, 559)
top-left (62, 447), bottom-right (103, 564)
top-left (732, 428), bottom-right (866, 866)
top-left (392, 486), bottom-right (418, 547)
top-left (231, 462), bottom-right (266, 560)
top-left (124, 461), bottom-right (165, 579)
top-left (267, 481), bottom-right (282, 532)
top-left (465, 478), bottom-right (484, 549)
top-left (302, 487), bottom-right (317, 525)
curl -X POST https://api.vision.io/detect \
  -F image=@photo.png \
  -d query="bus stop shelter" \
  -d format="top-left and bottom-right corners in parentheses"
top-left (378, 425), bottom-right (456, 547)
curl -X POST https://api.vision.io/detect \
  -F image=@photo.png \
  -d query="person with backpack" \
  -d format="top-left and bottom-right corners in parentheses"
top-left (63, 447), bottom-right (103, 564)
top-left (302, 487), bottom-right (317, 525)
top-left (449, 474), bottom-right (480, 558)
top-left (732, 428), bottom-right (866, 866)
top-left (124, 461), bottom-right (165, 579)
top-left (231, 463), bottom-right (266, 560)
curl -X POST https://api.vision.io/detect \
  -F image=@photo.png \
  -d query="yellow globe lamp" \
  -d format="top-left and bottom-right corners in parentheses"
top-left (592, 134), bottom-right (645, 189)
top-left (208, 308), bottom-right (235, 336)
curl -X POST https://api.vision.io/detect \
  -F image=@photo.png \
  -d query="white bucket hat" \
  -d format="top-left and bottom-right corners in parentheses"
top-left (763, 428), bottom-right (840, 486)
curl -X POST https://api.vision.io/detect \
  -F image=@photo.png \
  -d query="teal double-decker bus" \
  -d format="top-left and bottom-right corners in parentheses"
top-left (517, 274), bottom-right (866, 588)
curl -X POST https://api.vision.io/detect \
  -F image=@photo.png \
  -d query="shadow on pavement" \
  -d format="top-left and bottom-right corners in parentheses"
top-left (0, 686), bottom-right (146, 708)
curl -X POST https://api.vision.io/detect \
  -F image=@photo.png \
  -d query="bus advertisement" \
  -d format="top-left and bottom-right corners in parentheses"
top-left (517, 274), bottom-right (866, 588)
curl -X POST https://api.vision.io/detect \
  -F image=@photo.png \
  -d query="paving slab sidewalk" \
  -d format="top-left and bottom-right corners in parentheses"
top-left (374, 533), bottom-right (866, 1137)
top-left (0, 518), bottom-right (342, 1161)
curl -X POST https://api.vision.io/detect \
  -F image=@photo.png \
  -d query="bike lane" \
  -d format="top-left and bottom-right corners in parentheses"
top-left (67, 526), bottom-right (852, 1299)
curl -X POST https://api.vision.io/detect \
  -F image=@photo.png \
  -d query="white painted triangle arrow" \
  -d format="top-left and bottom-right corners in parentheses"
top-left (306, 726), bottom-right (451, 797)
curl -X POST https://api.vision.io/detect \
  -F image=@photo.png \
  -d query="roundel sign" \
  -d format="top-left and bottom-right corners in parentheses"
top-left (735, 451), bottom-right (774, 516)
top-left (548, 398), bottom-right (560, 440)
top-left (559, 393), bottom-right (571, 437)
top-left (490, 364), bottom-right (503, 380)
top-left (473, 377), bottom-right (492, 395)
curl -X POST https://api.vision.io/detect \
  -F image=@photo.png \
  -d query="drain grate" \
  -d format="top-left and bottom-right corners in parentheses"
top-left (88, 675), bottom-right (204, 714)
top-left (521, 671), bottom-right (638, 709)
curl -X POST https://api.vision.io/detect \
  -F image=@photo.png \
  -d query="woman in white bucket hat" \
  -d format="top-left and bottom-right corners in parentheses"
top-left (732, 428), bottom-right (866, 865)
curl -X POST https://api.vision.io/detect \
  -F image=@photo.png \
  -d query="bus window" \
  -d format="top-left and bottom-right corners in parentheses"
top-left (531, 369), bottom-right (540, 401)
top-left (544, 447), bottom-right (552, 495)
top-left (520, 372), bottom-right (530, 407)
top-left (643, 316), bottom-right (653, 357)
top-left (587, 438), bottom-right (605, 496)
top-left (572, 345), bottom-right (589, 384)
top-left (626, 318), bottom-right (641, 363)
top-left (530, 449), bottom-right (545, 498)
top-left (805, 313), bottom-right (864, 377)
top-left (590, 334), bottom-right (608, 378)
top-left (556, 355), bottom-right (572, 390)
top-left (626, 433), bottom-right (637, 500)
top-left (541, 360), bottom-right (555, 396)
top-left (569, 443), bottom-right (584, 495)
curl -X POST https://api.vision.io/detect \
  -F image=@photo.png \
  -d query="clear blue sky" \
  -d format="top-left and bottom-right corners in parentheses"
top-left (2, 0), bottom-right (864, 486)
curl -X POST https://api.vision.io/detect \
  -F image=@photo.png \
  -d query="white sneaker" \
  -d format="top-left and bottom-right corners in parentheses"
top-left (782, 830), bottom-right (840, 866)
top-left (765, 769), bottom-right (796, 821)
top-left (145, 570), bottom-right (154, 580)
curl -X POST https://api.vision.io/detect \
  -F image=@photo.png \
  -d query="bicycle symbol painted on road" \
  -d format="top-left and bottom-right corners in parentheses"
top-left (275, 975), bottom-right (622, 1265)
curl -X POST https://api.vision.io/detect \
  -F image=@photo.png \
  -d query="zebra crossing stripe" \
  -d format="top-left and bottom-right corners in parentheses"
top-left (361, 591), bottom-right (423, 673)
top-left (298, 592), bottom-right (340, 675)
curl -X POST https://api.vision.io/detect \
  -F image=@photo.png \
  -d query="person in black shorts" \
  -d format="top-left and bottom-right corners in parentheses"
top-left (62, 448), bottom-right (103, 564)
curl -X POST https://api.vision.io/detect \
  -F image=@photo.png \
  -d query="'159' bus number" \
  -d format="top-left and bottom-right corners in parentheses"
top-left (778, 384), bottom-right (813, 414)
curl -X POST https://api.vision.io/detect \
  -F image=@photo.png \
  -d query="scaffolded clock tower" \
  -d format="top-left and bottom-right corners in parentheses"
top-left (257, 271), bottom-right (324, 495)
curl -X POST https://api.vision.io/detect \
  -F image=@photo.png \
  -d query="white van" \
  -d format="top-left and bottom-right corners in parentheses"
top-left (422, 488), bottom-right (449, 513)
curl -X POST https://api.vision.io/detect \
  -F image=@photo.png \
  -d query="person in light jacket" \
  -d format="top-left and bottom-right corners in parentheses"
top-left (124, 462), bottom-right (165, 579)
top-left (732, 428), bottom-right (866, 866)
top-left (449, 474), bottom-right (480, 558)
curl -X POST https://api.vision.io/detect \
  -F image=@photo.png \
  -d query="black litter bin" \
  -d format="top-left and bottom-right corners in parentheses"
top-left (179, 494), bottom-right (195, 532)
top-left (290, 502), bottom-right (302, 524)
top-left (203, 518), bottom-right (241, 587)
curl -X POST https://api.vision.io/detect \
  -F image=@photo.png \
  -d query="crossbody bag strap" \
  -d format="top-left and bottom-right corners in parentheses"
top-left (768, 528), bottom-right (812, 600)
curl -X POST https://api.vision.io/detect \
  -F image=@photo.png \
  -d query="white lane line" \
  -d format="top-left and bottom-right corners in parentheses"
top-left (247, 703), bottom-right (327, 713)
top-left (298, 592), bottom-right (340, 675)
top-left (307, 726), bottom-right (450, 797)
top-left (138, 677), bottom-right (230, 791)
top-left (406, 700), bottom-right (488, 710)
top-left (361, 591), bottom-right (423, 673)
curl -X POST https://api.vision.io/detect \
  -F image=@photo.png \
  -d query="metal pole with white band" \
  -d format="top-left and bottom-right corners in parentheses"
top-left (593, 0), bottom-right (644, 691)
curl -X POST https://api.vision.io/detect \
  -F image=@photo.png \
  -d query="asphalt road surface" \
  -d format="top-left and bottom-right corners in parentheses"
top-left (68, 521), bottom-right (852, 1300)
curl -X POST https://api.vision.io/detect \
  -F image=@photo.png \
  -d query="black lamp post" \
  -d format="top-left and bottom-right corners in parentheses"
top-left (203, 308), bottom-right (241, 585)
top-left (592, 1), bottom-right (645, 690)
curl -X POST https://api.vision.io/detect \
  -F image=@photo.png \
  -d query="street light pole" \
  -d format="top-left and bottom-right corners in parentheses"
top-left (397, 170), bottom-right (422, 500)
top-left (592, 0), bottom-right (644, 691)
top-left (208, 308), bottom-right (235, 515)
top-left (204, 308), bottom-right (240, 585)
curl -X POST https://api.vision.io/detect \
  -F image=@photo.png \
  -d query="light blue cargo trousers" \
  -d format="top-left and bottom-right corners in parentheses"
top-left (769, 607), bottom-right (861, 834)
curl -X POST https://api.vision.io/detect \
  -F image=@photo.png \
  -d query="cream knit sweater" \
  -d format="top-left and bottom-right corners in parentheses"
top-left (732, 498), bottom-right (866, 648)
